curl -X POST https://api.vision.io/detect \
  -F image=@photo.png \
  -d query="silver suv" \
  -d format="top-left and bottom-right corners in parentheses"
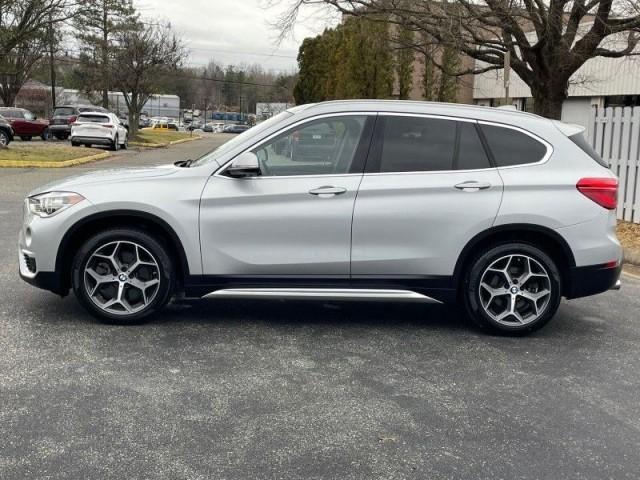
top-left (19, 101), bottom-right (622, 334)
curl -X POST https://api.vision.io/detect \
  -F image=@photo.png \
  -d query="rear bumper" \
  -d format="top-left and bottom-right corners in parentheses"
top-left (71, 136), bottom-right (112, 145)
top-left (49, 124), bottom-right (71, 134)
top-left (565, 262), bottom-right (622, 299)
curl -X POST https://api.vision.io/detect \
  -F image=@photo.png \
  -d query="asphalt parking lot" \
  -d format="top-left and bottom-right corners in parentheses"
top-left (1, 136), bottom-right (640, 479)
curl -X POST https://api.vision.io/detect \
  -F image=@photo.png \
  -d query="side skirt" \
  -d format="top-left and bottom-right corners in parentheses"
top-left (183, 275), bottom-right (457, 303)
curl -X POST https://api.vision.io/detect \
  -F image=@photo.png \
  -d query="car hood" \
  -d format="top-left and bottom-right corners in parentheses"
top-left (28, 164), bottom-right (180, 196)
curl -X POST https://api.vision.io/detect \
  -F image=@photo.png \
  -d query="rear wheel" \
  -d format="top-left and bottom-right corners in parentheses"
top-left (111, 135), bottom-right (119, 151)
top-left (21, 136), bottom-right (32, 141)
top-left (71, 141), bottom-right (80, 147)
top-left (464, 243), bottom-right (561, 335)
top-left (72, 228), bottom-right (174, 324)
top-left (41, 128), bottom-right (49, 141)
top-left (121, 135), bottom-right (128, 149)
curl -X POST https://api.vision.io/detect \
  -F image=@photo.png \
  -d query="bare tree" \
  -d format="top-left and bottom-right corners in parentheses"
top-left (0, 0), bottom-right (76, 106)
top-left (276, 0), bottom-right (640, 119)
top-left (111, 21), bottom-right (185, 137)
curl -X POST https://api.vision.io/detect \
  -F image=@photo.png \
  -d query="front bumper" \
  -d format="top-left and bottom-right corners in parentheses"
top-left (565, 262), bottom-right (622, 299)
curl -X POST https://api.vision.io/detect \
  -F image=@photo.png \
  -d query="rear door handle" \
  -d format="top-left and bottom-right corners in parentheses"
top-left (309, 186), bottom-right (347, 197)
top-left (454, 181), bottom-right (492, 192)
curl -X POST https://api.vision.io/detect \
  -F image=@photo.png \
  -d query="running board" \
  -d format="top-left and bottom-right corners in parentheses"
top-left (202, 288), bottom-right (442, 303)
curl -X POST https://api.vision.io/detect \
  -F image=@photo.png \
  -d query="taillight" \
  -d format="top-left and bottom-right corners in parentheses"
top-left (68, 115), bottom-right (77, 124)
top-left (101, 124), bottom-right (114, 128)
top-left (576, 177), bottom-right (618, 210)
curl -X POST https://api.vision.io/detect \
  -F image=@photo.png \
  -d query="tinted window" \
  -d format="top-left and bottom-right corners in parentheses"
top-left (78, 114), bottom-right (110, 124)
top-left (570, 132), bottom-right (608, 168)
top-left (379, 116), bottom-right (456, 172)
top-left (480, 124), bottom-right (547, 167)
top-left (456, 122), bottom-right (491, 170)
top-left (251, 116), bottom-right (368, 176)
top-left (54, 107), bottom-right (75, 116)
top-left (3, 109), bottom-right (23, 119)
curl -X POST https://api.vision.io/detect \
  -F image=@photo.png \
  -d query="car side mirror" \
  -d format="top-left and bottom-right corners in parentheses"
top-left (226, 152), bottom-right (261, 178)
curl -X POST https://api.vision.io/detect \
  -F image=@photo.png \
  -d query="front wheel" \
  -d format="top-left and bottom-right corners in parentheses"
top-left (41, 128), bottom-right (49, 141)
top-left (464, 243), bottom-right (561, 335)
top-left (121, 135), bottom-right (128, 149)
top-left (72, 228), bottom-right (174, 324)
top-left (0, 130), bottom-right (9, 146)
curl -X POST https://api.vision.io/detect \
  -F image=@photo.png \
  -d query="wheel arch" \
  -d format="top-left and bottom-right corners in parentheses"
top-left (453, 223), bottom-right (576, 295)
top-left (55, 210), bottom-right (190, 294)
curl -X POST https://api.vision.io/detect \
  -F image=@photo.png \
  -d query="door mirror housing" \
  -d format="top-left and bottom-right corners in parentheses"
top-left (226, 152), bottom-right (261, 178)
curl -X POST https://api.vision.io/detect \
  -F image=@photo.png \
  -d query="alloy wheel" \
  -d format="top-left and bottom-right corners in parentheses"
top-left (478, 254), bottom-right (552, 326)
top-left (84, 241), bottom-right (160, 315)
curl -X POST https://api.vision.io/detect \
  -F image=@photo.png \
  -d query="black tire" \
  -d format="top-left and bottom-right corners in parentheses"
top-left (41, 128), bottom-right (49, 141)
top-left (121, 135), bottom-right (128, 150)
top-left (0, 130), bottom-right (9, 146)
top-left (71, 228), bottom-right (174, 325)
top-left (21, 136), bottom-right (32, 141)
top-left (111, 135), bottom-right (119, 151)
top-left (71, 141), bottom-right (80, 147)
top-left (463, 243), bottom-right (561, 335)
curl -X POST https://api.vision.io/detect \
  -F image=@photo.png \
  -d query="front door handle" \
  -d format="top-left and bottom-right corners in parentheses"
top-left (309, 186), bottom-right (347, 197)
top-left (454, 181), bottom-right (492, 192)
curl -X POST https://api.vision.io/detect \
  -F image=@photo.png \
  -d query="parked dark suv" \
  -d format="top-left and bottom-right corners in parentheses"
top-left (0, 114), bottom-right (15, 146)
top-left (49, 105), bottom-right (108, 140)
top-left (0, 107), bottom-right (49, 141)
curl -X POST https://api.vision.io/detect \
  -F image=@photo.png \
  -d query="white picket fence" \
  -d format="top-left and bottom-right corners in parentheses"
top-left (587, 106), bottom-right (640, 223)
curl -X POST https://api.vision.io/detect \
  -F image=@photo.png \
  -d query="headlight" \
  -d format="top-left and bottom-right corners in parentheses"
top-left (28, 191), bottom-right (85, 218)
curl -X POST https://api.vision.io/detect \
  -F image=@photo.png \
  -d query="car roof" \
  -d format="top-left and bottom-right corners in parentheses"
top-left (293, 100), bottom-right (553, 131)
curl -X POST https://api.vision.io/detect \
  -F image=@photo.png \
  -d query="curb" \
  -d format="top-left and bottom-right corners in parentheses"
top-left (0, 151), bottom-right (111, 168)
top-left (129, 135), bottom-right (201, 149)
top-left (624, 248), bottom-right (640, 267)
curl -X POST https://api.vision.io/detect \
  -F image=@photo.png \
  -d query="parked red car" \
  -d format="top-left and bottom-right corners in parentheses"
top-left (0, 107), bottom-right (49, 141)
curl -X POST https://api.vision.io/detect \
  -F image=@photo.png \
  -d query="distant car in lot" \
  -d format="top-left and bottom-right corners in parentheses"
top-left (70, 112), bottom-right (128, 150)
top-left (0, 107), bottom-right (49, 141)
top-left (0, 114), bottom-right (15, 146)
top-left (49, 105), bottom-right (107, 140)
top-left (18, 101), bottom-right (622, 334)
top-left (224, 124), bottom-right (250, 134)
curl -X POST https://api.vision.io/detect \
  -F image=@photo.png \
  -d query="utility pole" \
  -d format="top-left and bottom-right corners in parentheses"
top-left (504, 50), bottom-right (511, 106)
top-left (48, 13), bottom-right (56, 113)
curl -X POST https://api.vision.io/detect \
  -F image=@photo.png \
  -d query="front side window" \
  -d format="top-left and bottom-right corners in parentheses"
top-left (251, 116), bottom-right (369, 176)
top-left (480, 124), bottom-right (548, 167)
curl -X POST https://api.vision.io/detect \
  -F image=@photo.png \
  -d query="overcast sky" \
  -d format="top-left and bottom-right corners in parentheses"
top-left (132, 0), bottom-right (338, 73)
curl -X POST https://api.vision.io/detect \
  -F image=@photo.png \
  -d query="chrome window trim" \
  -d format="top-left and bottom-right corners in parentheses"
top-left (363, 115), bottom-right (553, 175)
top-left (477, 120), bottom-right (554, 169)
top-left (214, 112), bottom-right (377, 179)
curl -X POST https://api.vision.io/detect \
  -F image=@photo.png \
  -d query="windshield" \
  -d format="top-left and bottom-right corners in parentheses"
top-left (191, 111), bottom-right (293, 166)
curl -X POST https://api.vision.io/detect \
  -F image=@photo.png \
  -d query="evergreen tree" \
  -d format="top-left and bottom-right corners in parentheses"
top-left (74, 0), bottom-right (137, 108)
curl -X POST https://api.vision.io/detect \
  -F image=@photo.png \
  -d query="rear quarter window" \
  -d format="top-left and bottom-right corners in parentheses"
top-left (569, 132), bottom-right (608, 168)
top-left (480, 124), bottom-right (548, 167)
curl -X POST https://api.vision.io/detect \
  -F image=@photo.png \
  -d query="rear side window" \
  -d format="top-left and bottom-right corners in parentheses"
top-left (4, 109), bottom-right (23, 119)
top-left (379, 116), bottom-right (456, 172)
top-left (78, 114), bottom-right (110, 124)
top-left (569, 132), bottom-right (608, 168)
top-left (456, 122), bottom-right (491, 170)
top-left (480, 124), bottom-right (547, 167)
